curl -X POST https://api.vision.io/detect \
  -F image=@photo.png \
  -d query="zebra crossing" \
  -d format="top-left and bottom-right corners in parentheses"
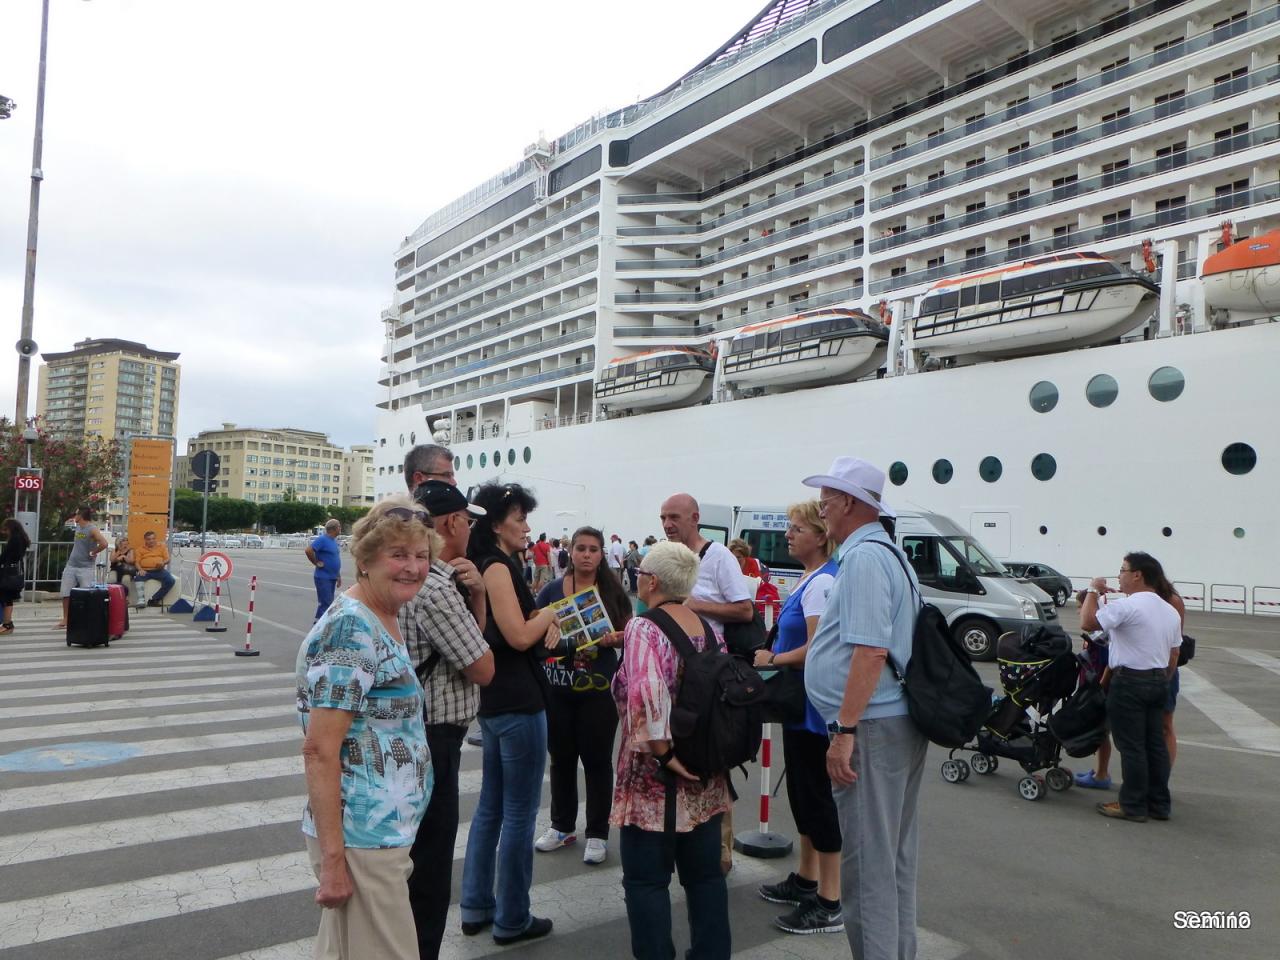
top-left (4, 609), bottom-right (1275, 958)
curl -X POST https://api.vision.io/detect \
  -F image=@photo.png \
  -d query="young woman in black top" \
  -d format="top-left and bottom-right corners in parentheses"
top-left (460, 483), bottom-right (560, 946)
top-left (0, 519), bottom-right (30, 634)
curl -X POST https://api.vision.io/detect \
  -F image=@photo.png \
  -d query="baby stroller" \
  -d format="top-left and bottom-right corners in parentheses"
top-left (940, 625), bottom-right (1105, 801)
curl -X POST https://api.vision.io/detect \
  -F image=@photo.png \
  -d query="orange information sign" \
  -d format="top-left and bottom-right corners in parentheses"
top-left (128, 438), bottom-right (175, 546)
top-left (130, 439), bottom-right (174, 475)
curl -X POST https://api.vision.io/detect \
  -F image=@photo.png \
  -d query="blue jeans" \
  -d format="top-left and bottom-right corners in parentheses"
top-left (460, 711), bottom-right (547, 938)
top-left (313, 575), bottom-right (337, 621)
top-left (135, 568), bottom-right (175, 603)
top-left (620, 814), bottom-right (729, 960)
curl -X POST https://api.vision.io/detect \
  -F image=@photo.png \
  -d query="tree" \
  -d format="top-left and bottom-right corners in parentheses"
top-left (325, 504), bottom-right (371, 530)
top-left (0, 418), bottom-right (125, 539)
top-left (282, 486), bottom-right (298, 502)
top-left (173, 489), bottom-right (257, 532)
top-left (260, 499), bottom-right (326, 533)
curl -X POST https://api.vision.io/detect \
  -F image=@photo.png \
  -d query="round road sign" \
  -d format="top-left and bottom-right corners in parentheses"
top-left (197, 551), bottom-right (234, 582)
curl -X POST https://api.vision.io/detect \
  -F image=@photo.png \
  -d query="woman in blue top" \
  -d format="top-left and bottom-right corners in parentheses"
top-left (297, 495), bottom-right (435, 960)
top-left (751, 499), bottom-right (844, 936)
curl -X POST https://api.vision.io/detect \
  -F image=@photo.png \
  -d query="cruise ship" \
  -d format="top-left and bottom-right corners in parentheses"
top-left (375, 0), bottom-right (1279, 611)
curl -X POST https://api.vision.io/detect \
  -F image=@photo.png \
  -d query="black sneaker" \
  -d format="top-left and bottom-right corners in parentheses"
top-left (493, 916), bottom-right (552, 946)
top-left (758, 872), bottom-right (817, 906)
top-left (775, 898), bottom-right (845, 935)
top-left (461, 919), bottom-right (492, 936)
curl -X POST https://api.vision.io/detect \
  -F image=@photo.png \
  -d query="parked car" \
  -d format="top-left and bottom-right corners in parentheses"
top-left (170, 532), bottom-right (191, 548)
top-left (1005, 561), bottom-right (1074, 607)
top-left (243, 535), bottom-right (264, 549)
top-left (222, 537), bottom-right (243, 549)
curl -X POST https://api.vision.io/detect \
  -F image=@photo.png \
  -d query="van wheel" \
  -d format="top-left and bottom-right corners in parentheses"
top-left (954, 618), bottom-right (997, 661)
top-left (1053, 588), bottom-right (1068, 607)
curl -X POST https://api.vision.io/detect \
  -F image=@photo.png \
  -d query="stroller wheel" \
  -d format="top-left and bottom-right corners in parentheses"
top-left (955, 760), bottom-right (971, 781)
top-left (941, 760), bottom-right (963, 784)
top-left (1045, 767), bottom-right (1073, 792)
top-left (1018, 776), bottom-right (1045, 801)
top-left (970, 753), bottom-right (993, 775)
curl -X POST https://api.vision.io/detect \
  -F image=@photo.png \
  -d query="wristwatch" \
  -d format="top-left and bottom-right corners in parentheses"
top-left (827, 721), bottom-right (858, 735)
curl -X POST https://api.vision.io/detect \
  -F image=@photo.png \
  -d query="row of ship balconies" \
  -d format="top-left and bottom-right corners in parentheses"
top-left (400, 350), bottom-right (597, 411)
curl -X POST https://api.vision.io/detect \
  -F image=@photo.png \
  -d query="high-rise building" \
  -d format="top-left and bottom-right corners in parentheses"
top-left (36, 338), bottom-right (180, 439)
top-left (341, 445), bottom-right (375, 507)
top-left (184, 424), bottom-right (346, 506)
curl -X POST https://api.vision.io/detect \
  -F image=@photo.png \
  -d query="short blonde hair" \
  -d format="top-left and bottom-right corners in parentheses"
top-left (351, 495), bottom-right (436, 577)
top-left (788, 499), bottom-right (836, 558)
top-left (727, 538), bottom-right (751, 560)
top-left (640, 540), bottom-right (700, 600)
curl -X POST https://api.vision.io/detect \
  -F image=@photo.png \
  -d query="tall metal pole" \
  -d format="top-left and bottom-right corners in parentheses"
top-left (15, 0), bottom-right (52, 426)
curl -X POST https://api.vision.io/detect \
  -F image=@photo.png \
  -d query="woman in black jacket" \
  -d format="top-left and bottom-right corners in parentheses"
top-left (0, 518), bottom-right (31, 635)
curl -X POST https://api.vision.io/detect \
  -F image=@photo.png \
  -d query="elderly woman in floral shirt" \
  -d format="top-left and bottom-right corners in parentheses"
top-left (611, 540), bottom-right (731, 960)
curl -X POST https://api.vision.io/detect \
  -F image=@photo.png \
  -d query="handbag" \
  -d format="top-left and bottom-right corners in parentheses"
top-left (0, 563), bottom-right (24, 593)
top-left (1177, 634), bottom-right (1195, 667)
top-left (762, 666), bottom-right (807, 725)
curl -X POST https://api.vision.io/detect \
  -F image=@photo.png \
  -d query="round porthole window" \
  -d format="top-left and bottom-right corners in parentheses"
top-left (508, 448), bottom-right (516, 465)
top-left (1097, 526), bottom-right (1107, 536)
top-left (1086, 374), bottom-right (1119, 408)
top-left (523, 447), bottom-right (532, 464)
top-left (466, 454), bottom-right (473, 469)
top-left (1221, 442), bottom-right (1256, 475)
top-left (932, 459), bottom-right (953, 484)
top-left (454, 456), bottom-right (461, 471)
top-left (494, 450), bottom-right (501, 467)
top-left (398, 433), bottom-right (405, 446)
top-left (409, 432), bottom-right (416, 445)
top-left (479, 453), bottom-right (487, 468)
top-left (889, 461), bottom-right (908, 486)
top-left (1148, 366), bottom-right (1185, 402)
top-left (1161, 526), bottom-right (1172, 537)
top-left (979, 456), bottom-right (1002, 483)
top-left (1233, 527), bottom-right (1245, 539)
top-left (1038, 525), bottom-right (1048, 535)
top-left (1029, 381), bottom-right (1059, 413)
top-left (1031, 453), bottom-right (1057, 481)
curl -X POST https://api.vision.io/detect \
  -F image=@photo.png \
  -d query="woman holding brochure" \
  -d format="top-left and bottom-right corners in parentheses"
top-left (534, 526), bottom-right (633, 864)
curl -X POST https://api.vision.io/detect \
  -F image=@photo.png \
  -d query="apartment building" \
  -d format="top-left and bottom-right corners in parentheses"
top-left (36, 338), bottom-right (180, 439)
top-left (341, 445), bottom-right (376, 507)
top-left (184, 424), bottom-right (346, 506)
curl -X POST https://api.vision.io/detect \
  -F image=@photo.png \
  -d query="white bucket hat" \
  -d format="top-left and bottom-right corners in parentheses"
top-left (802, 456), bottom-right (896, 518)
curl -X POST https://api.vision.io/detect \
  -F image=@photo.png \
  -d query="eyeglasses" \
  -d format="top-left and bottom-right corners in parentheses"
top-left (636, 569), bottom-right (656, 580)
top-left (384, 507), bottom-right (430, 524)
top-left (817, 494), bottom-right (847, 514)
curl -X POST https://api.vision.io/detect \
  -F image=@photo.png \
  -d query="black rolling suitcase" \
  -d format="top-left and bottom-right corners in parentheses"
top-left (67, 586), bottom-right (111, 647)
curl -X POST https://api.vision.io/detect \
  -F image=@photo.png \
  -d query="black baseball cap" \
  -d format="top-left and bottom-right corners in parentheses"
top-left (413, 480), bottom-right (487, 519)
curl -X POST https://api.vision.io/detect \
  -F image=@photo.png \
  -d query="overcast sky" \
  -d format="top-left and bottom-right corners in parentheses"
top-left (0, 0), bottom-right (757, 448)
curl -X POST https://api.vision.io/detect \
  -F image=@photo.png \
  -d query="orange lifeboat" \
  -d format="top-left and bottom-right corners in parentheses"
top-left (1201, 230), bottom-right (1280, 315)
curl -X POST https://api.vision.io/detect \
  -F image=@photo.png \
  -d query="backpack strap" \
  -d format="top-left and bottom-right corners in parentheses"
top-left (640, 605), bottom-right (708, 662)
top-left (863, 539), bottom-right (919, 685)
top-left (415, 650), bottom-right (442, 685)
top-left (698, 541), bottom-right (712, 560)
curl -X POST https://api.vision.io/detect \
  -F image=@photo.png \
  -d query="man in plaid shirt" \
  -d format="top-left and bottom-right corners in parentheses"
top-left (399, 479), bottom-right (494, 959)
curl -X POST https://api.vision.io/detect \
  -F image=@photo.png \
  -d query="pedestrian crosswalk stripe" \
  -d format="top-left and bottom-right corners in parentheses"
top-left (0, 661), bottom-right (284, 689)
top-left (1227, 647), bottom-right (1280, 679)
top-left (0, 671), bottom-right (295, 702)
top-left (0, 755), bottom-right (303, 812)
top-left (0, 646), bottom-right (238, 663)
top-left (0, 653), bottom-right (245, 677)
top-left (0, 688), bottom-right (285, 721)
top-left (214, 938), bottom-right (310, 960)
top-left (1179, 667), bottom-right (1280, 753)
top-left (0, 703), bottom-right (298, 745)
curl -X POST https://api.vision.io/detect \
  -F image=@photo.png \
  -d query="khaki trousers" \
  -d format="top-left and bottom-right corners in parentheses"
top-left (305, 836), bottom-right (416, 960)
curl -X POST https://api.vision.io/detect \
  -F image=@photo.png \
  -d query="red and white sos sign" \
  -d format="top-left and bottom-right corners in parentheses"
top-left (13, 475), bottom-right (42, 492)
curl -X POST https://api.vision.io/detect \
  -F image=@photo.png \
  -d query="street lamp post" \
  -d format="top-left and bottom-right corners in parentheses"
top-left (13, 0), bottom-right (52, 427)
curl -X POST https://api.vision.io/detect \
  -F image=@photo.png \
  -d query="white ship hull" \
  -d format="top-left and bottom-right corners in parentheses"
top-left (724, 336), bottom-right (887, 391)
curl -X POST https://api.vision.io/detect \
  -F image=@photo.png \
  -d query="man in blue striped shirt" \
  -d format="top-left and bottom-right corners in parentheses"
top-left (803, 457), bottom-right (927, 960)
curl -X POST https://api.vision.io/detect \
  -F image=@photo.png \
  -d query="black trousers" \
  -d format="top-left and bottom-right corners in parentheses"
top-left (408, 722), bottom-right (465, 960)
top-left (545, 689), bottom-right (618, 839)
top-left (1108, 670), bottom-right (1172, 817)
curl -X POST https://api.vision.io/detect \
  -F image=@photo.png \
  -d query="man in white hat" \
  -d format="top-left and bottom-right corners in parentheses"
top-left (801, 457), bottom-right (927, 960)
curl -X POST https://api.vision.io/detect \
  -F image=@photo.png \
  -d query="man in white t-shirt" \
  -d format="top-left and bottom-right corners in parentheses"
top-left (1080, 551), bottom-right (1182, 823)
top-left (607, 534), bottom-right (626, 578)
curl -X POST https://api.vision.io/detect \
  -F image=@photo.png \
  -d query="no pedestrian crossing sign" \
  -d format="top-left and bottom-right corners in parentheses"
top-left (197, 551), bottom-right (234, 582)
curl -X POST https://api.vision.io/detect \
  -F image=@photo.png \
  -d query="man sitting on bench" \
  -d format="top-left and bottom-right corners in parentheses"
top-left (135, 530), bottom-right (176, 608)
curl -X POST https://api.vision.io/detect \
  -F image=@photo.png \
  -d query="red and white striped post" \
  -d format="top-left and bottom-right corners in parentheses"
top-left (206, 578), bottom-right (227, 634)
top-left (733, 603), bottom-right (793, 858)
top-left (235, 575), bottom-right (260, 656)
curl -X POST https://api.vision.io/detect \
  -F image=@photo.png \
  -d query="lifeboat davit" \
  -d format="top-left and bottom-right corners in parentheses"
top-left (722, 308), bottom-right (888, 392)
top-left (594, 348), bottom-right (714, 411)
top-left (913, 252), bottom-right (1158, 359)
top-left (1201, 229), bottom-right (1280, 316)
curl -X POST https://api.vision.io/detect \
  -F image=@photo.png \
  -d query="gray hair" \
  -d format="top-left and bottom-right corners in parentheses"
top-left (403, 444), bottom-right (453, 489)
top-left (640, 540), bottom-right (700, 600)
top-left (324, 519), bottom-right (342, 534)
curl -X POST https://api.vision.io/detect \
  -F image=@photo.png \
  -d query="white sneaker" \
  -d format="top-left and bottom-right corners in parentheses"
top-left (583, 838), bottom-right (607, 865)
top-left (534, 828), bottom-right (575, 852)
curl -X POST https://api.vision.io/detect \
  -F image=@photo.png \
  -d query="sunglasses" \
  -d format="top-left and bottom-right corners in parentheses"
top-left (384, 507), bottom-right (430, 524)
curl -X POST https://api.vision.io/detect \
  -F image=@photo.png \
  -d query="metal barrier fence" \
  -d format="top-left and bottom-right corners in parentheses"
top-left (1174, 581), bottom-right (1206, 612)
top-left (1252, 586), bottom-right (1280, 617)
top-left (1210, 583), bottom-right (1247, 614)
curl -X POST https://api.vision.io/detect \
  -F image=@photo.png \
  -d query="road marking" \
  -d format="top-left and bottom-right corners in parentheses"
top-left (0, 653), bottom-right (241, 677)
top-left (249, 579), bottom-right (317, 593)
top-left (1179, 667), bottom-right (1280, 753)
top-left (246, 612), bottom-right (309, 637)
top-left (1226, 647), bottom-right (1280, 678)
top-left (0, 661), bottom-right (285, 687)
top-left (0, 704), bottom-right (298, 744)
top-left (0, 755), bottom-right (303, 812)
top-left (0, 645), bottom-right (237, 661)
top-left (0, 688), bottom-right (284, 721)
top-left (1179, 738), bottom-right (1280, 758)
top-left (0, 671), bottom-right (295, 702)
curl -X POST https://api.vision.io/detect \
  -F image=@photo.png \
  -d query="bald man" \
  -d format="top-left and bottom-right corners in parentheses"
top-left (304, 519), bottom-right (344, 621)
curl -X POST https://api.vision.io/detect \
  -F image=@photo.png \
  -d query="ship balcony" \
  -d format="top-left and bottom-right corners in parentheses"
top-left (414, 259), bottom-right (598, 325)
top-left (414, 226), bottom-right (599, 301)
top-left (413, 326), bottom-right (597, 392)
top-left (422, 361), bottom-right (595, 409)
top-left (415, 293), bottom-right (597, 361)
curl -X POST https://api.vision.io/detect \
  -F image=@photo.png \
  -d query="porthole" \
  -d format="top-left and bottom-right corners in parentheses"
top-left (1031, 453), bottom-right (1057, 481)
top-left (1086, 374), bottom-right (1119, 408)
top-left (1029, 381), bottom-right (1059, 413)
top-left (1233, 527), bottom-right (1245, 539)
top-left (398, 433), bottom-right (405, 446)
top-left (466, 454), bottom-right (473, 469)
top-left (523, 447), bottom-right (532, 464)
top-left (1148, 366), bottom-right (1184, 402)
top-left (932, 459), bottom-right (953, 484)
top-left (1161, 527), bottom-right (1172, 537)
top-left (508, 448), bottom-right (516, 465)
top-left (479, 453), bottom-right (487, 468)
top-left (1097, 526), bottom-right (1107, 536)
top-left (1221, 442), bottom-right (1256, 475)
top-left (494, 450), bottom-right (501, 468)
top-left (888, 461), bottom-right (908, 486)
top-left (409, 432), bottom-right (416, 445)
top-left (1038, 525), bottom-right (1048, 535)
top-left (454, 456), bottom-right (461, 471)
top-left (978, 456), bottom-right (1002, 483)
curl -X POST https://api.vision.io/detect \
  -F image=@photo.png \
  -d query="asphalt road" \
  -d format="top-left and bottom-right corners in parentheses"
top-left (1, 550), bottom-right (1276, 959)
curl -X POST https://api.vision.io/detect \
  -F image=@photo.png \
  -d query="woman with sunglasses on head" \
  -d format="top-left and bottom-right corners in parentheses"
top-left (296, 495), bottom-right (435, 960)
top-left (533, 527), bottom-right (632, 865)
top-left (460, 482), bottom-right (561, 946)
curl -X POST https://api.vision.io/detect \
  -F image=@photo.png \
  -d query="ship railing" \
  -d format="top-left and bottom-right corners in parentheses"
top-left (416, 252), bottom-right (599, 321)
top-left (868, 178), bottom-right (1280, 296)
top-left (613, 282), bottom-right (865, 339)
top-left (425, 362), bottom-right (594, 408)
top-left (1251, 587), bottom-right (1280, 617)
top-left (415, 326), bottom-right (596, 390)
top-left (416, 294), bottom-right (597, 356)
top-left (870, 2), bottom-right (1274, 171)
top-left (534, 412), bottom-right (593, 432)
top-left (870, 123), bottom-right (1280, 253)
top-left (870, 58), bottom-right (1280, 214)
top-left (414, 220), bottom-right (600, 298)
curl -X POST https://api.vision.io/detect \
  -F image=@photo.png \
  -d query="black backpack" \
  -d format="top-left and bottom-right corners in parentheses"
top-left (866, 541), bottom-right (993, 749)
top-left (641, 606), bottom-right (765, 778)
top-left (558, 547), bottom-right (569, 568)
top-left (697, 542), bottom-right (768, 658)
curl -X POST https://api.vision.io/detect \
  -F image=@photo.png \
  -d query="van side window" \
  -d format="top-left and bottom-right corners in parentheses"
top-left (698, 525), bottom-right (729, 545)
top-left (901, 537), bottom-right (937, 581)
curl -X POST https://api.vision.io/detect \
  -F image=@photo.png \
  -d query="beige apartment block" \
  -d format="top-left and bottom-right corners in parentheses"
top-left (36, 338), bottom-right (180, 439)
top-left (342, 445), bottom-right (375, 507)
top-left (185, 424), bottom-right (348, 506)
